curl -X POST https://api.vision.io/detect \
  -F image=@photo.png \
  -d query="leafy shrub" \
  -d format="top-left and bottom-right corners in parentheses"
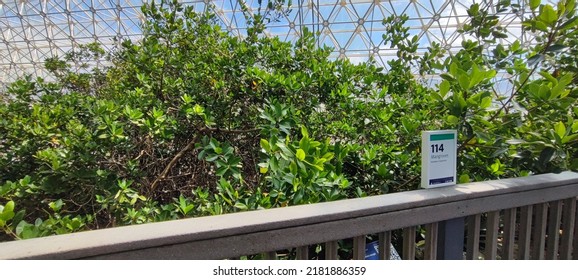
top-left (1, 0), bottom-right (577, 244)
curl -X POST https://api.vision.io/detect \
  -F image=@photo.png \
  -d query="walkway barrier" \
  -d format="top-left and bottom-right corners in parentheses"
top-left (1, 172), bottom-right (577, 260)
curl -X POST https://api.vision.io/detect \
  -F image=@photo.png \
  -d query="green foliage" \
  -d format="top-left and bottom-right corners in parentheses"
top-left (1, 0), bottom-right (577, 245)
top-left (44, 42), bottom-right (107, 95)
top-left (258, 124), bottom-right (350, 206)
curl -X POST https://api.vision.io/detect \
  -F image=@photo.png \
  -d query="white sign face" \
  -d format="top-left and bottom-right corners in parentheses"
top-left (421, 130), bottom-right (457, 188)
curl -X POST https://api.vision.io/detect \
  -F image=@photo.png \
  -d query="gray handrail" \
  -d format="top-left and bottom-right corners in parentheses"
top-left (1, 172), bottom-right (578, 259)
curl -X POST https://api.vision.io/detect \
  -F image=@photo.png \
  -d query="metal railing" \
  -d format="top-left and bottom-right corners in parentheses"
top-left (1, 172), bottom-right (577, 260)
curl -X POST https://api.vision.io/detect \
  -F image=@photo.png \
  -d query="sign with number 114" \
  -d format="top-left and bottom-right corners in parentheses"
top-left (421, 130), bottom-right (457, 188)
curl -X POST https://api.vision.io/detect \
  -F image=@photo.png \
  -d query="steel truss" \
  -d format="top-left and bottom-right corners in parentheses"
top-left (0, 0), bottom-right (550, 87)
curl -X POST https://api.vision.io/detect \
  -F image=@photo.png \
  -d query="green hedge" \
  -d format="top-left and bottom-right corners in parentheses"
top-left (1, 0), bottom-right (577, 246)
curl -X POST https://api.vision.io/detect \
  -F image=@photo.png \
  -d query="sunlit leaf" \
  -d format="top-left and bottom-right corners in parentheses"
top-left (296, 149), bottom-right (306, 161)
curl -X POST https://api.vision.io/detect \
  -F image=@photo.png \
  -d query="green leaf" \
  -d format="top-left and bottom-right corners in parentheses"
top-left (292, 191), bottom-right (304, 204)
top-left (559, 73), bottom-right (574, 86)
top-left (493, 31), bottom-right (508, 38)
top-left (183, 204), bottom-right (195, 215)
top-left (480, 97), bottom-right (492, 109)
top-left (0, 211), bottom-right (15, 222)
top-left (528, 54), bottom-right (544, 66)
top-left (181, 94), bottom-right (193, 104)
top-left (216, 167), bottom-right (228, 177)
top-left (539, 147), bottom-right (556, 164)
top-left (539, 71), bottom-right (558, 84)
top-left (15, 221), bottom-right (28, 236)
top-left (309, 141), bottom-right (321, 148)
top-left (205, 154), bottom-right (220, 162)
top-left (299, 136), bottom-right (310, 151)
top-left (530, 0), bottom-right (541, 10)
top-left (3, 201), bottom-right (14, 214)
top-left (511, 40), bottom-right (521, 52)
top-left (491, 147), bottom-right (509, 158)
top-left (11, 210), bottom-right (25, 227)
top-left (490, 160), bottom-right (504, 175)
top-left (440, 73), bottom-right (456, 82)
top-left (234, 202), bottom-right (248, 210)
top-left (449, 62), bottom-right (459, 76)
top-left (506, 139), bottom-right (526, 145)
top-left (555, 121), bottom-right (567, 138)
top-left (486, 70), bottom-right (496, 80)
top-left (0, 201), bottom-right (15, 221)
top-left (322, 152), bottom-right (334, 160)
top-left (439, 80), bottom-right (450, 98)
top-left (296, 149), bottom-right (306, 161)
top-left (467, 92), bottom-right (484, 105)
top-left (538, 84), bottom-right (551, 99)
top-left (300, 126), bottom-right (309, 138)
top-left (458, 72), bottom-right (471, 90)
top-left (550, 84), bottom-right (569, 99)
top-left (260, 139), bottom-right (270, 153)
top-left (539, 4), bottom-right (558, 25)
top-left (209, 138), bottom-right (219, 150)
top-left (19, 176), bottom-right (31, 187)
top-left (534, 20), bottom-right (549, 31)
top-left (222, 145), bottom-right (234, 155)
top-left (49, 199), bottom-right (63, 212)
top-left (446, 115), bottom-right (460, 125)
top-left (402, 118), bottom-right (414, 132)
top-left (311, 163), bottom-right (324, 171)
top-left (469, 64), bottom-right (483, 88)
top-left (560, 16), bottom-right (578, 30)
top-left (458, 174), bottom-right (470, 184)
top-left (69, 219), bottom-right (82, 230)
top-left (566, 0), bottom-right (576, 14)
top-left (545, 44), bottom-right (568, 53)
top-left (193, 104), bottom-right (204, 115)
top-left (558, 0), bottom-right (566, 13)
top-left (468, 3), bottom-right (479, 16)
top-left (377, 164), bottom-right (387, 177)
top-left (454, 92), bottom-right (467, 111)
top-left (562, 134), bottom-right (578, 144)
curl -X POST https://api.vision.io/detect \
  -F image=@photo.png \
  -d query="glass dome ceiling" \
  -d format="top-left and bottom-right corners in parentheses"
top-left (0, 0), bottom-right (547, 88)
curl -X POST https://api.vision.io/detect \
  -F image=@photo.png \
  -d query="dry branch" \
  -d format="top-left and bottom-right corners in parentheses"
top-left (148, 127), bottom-right (260, 191)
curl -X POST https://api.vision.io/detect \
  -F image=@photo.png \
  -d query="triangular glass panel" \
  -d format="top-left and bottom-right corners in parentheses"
top-left (318, 32), bottom-right (339, 51)
top-left (387, 0), bottom-right (412, 16)
top-left (329, 6), bottom-right (354, 23)
top-left (412, 1), bottom-right (435, 18)
top-left (351, 3), bottom-right (372, 19)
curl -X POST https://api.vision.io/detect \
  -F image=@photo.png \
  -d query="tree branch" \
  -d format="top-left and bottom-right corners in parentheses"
top-left (149, 134), bottom-right (200, 191)
top-left (203, 127), bottom-right (261, 134)
top-left (397, 174), bottom-right (420, 190)
top-left (148, 127), bottom-right (260, 191)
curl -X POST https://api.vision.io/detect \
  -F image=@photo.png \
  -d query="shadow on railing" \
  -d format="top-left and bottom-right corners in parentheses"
top-left (1, 172), bottom-right (577, 260)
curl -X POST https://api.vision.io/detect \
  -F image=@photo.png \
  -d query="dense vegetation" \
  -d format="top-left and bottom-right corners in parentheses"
top-left (1, 0), bottom-right (577, 253)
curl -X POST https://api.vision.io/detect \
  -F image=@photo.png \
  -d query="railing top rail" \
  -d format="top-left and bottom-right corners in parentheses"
top-left (1, 172), bottom-right (578, 259)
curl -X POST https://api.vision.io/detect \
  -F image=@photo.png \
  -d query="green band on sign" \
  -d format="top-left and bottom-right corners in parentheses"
top-left (430, 134), bottom-right (455, 141)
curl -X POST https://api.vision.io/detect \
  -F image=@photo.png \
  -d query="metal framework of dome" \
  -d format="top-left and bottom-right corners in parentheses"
top-left (0, 0), bottom-right (549, 88)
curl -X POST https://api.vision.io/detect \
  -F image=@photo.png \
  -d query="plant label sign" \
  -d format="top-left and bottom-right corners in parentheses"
top-left (421, 130), bottom-right (457, 188)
